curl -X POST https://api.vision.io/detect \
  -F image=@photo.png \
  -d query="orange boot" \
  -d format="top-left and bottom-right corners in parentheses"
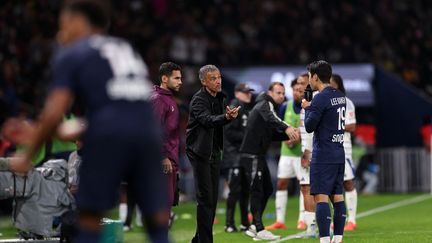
top-left (265, 221), bottom-right (286, 230)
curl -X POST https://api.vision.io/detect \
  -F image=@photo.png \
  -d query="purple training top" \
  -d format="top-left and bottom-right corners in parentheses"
top-left (150, 85), bottom-right (180, 169)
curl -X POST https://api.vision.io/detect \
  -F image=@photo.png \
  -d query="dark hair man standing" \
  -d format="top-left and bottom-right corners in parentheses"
top-left (302, 60), bottom-right (347, 243)
top-left (186, 64), bottom-right (240, 243)
top-left (151, 61), bottom-right (183, 226)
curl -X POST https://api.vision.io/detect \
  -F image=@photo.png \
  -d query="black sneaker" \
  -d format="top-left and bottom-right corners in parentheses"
top-left (224, 225), bottom-right (238, 233)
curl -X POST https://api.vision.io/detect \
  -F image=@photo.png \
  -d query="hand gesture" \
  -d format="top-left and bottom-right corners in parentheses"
top-left (284, 128), bottom-right (301, 146)
top-left (285, 127), bottom-right (299, 141)
top-left (283, 139), bottom-right (295, 147)
top-left (225, 106), bottom-right (241, 120)
top-left (301, 150), bottom-right (311, 168)
top-left (1, 118), bottom-right (36, 146)
top-left (57, 118), bottom-right (87, 141)
top-left (301, 99), bottom-right (311, 109)
top-left (162, 158), bottom-right (173, 174)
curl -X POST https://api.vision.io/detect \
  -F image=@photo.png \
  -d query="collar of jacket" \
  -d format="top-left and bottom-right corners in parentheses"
top-left (256, 92), bottom-right (277, 106)
top-left (154, 85), bottom-right (173, 96)
top-left (201, 87), bottom-right (226, 99)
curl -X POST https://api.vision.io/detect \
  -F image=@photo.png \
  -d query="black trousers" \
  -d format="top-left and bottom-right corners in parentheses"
top-left (125, 184), bottom-right (137, 227)
top-left (241, 154), bottom-right (273, 232)
top-left (188, 150), bottom-right (221, 243)
top-left (225, 166), bottom-right (250, 227)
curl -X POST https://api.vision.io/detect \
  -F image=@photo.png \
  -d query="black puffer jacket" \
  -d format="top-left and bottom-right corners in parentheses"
top-left (186, 87), bottom-right (230, 160)
top-left (240, 93), bottom-right (290, 156)
top-left (222, 98), bottom-right (252, 168)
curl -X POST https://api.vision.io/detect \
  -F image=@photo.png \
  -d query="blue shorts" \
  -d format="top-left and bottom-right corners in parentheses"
top-left (77, 128), bottom-right (167, 215)
top-left (310, 163), bottom-right (345, 195)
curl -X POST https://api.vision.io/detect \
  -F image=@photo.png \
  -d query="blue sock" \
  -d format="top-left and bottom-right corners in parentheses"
top-left (148, 225), bottom-right (169, 243)
top-left (333, 201), bottom-right (347, 236)
top-left (316, 202), bottom-right (331, 237)
top-left (74, 228), bottom-right (101, 243)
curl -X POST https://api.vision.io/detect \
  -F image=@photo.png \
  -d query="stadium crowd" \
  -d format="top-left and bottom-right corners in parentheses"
top-left (1, 0), bottom-right (432, 124)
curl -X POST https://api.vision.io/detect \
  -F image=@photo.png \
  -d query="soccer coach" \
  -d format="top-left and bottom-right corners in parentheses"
top-left (302, 60), bottom-right (347, 243)
top-left (186, 65), bottom-right (240, 243)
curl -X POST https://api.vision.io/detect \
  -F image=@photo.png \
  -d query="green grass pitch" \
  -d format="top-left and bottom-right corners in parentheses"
top-left (1, 194), bottom-right (431, 242)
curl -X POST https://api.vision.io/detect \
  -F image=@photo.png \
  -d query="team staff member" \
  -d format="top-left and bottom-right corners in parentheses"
top-left (151, 62), bottom-right (182, 216)
top-left (186, 64), bottom-right (240, 243)
top-left (267, 77), bottom-right (304, 230)
top-left (223, 83), bottom-right (254, 233)
top-left (241, 82), bottom-right (299, 241)
top-left (302, 60), bottom-right (346, 243)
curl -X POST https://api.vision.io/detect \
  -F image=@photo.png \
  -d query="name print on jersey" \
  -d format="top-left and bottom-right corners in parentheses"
top-left (330, 97), bottom-right (346, 106)
top-left (92, 37), bottom-right (152, 101)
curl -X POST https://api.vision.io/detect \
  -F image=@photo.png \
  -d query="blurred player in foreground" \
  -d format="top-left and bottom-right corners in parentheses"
top-left (8, 1), bottom-right (169, 242)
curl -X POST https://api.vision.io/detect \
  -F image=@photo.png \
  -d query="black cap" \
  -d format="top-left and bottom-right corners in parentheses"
top-left (235, 83), bottom-right (255, 92)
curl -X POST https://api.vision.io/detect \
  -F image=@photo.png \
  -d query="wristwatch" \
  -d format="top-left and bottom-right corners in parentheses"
top-left (0, 157), bottom-right (9, 171)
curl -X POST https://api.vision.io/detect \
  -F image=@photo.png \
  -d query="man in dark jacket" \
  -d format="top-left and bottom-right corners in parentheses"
top-left (186, 64), bottom-right (240, 243)
top-left (241, 82), bottom-right (299, 241)
top-left (223, 83), bottom-right (254, 233)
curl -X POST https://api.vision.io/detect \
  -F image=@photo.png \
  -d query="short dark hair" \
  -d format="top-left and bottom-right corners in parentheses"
top-left (268, 81), bottom-right (284, 91)
top-left (63, 0), bottom-right (110, 29)
top-left (299, 73), bottom-right (309, 78)
top-left (331, 74), bottom-right (346, 94)
top-left (307, 60), bottom-right (332, 83)
top-left (290, 78), bottom-right (298, 88)
top-left (159, 62), bottom-right (181, 81)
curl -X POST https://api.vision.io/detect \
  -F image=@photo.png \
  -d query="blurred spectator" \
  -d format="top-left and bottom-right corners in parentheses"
top-left (1, 0), bottom-right (431, 116)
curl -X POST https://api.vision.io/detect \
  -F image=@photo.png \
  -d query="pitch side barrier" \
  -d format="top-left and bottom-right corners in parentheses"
top-left (377, 147), bottom-right (431, 193)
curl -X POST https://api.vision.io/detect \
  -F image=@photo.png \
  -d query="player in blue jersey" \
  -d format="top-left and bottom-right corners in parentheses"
top-left (9, 1), bottom-right (169, 242)
top-left (301, 60), bottom-right (346, 243)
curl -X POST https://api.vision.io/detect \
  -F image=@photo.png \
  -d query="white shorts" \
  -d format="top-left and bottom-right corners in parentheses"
top-left (344, 158), bottom-right (356, 181)
top-left (277, 155), bottom-right (300, 179)
top-left (277, 155), bottom-right (310, 185)
top-left (298, 164), bottom-right (310, 185)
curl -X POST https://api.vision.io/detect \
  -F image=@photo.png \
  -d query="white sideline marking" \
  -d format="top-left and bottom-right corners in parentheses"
top-left (356, 194), bottom-right (431, 219)
top-left (270, 194), bottom-right (432, 243)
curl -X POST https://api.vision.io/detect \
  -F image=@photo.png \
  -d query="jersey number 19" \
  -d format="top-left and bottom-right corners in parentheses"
top-left (337, 107), bottom-right (345, 130)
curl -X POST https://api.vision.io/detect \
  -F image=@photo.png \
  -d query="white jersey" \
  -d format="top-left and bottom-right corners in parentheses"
top-left (300, 108), bottom-right (313, 152)
top-left (300, 91), bottom-right (318, 152)
top-left (344, 97), bottom-right (356, 159)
